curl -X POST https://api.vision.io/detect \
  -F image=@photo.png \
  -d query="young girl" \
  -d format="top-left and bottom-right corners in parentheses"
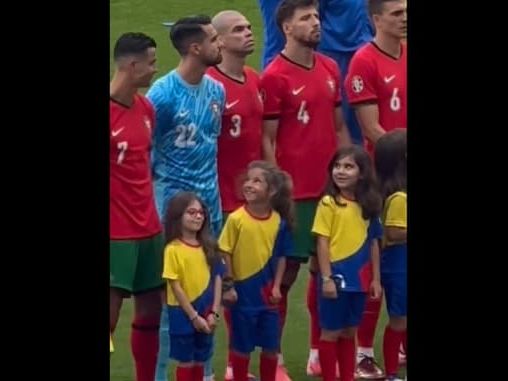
top-left (312, 145), bottom-right (383, 381)
top-left (218, 160), bottom-right (294, 381)
top-left (375, 129), bottom-right (407, 381)
top-left (162, 191), bottom-right (223, 381)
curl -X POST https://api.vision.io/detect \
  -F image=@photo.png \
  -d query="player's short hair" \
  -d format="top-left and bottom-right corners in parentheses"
top-left (368, 0), bottom-right (400, 16)
top-left (275, 0), bottom-right (318, 32)
top-left (113, 32), bottom-right (156, 61)
top-left (170, 15), bottom-right (212, 56)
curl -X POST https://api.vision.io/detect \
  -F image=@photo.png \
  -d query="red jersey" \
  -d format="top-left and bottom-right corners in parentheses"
top-left (260, 53), bottom-right (341, 200)
top-left (207, 66), bottom-right (263, 212)
top-left (110, 94), bottom-right (161, 239)
top-left (346, 42), bottom-right (407, 151)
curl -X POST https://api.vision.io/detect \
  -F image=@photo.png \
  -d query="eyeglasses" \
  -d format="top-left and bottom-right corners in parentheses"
top-left (185, 208), bottom-right (205, 217)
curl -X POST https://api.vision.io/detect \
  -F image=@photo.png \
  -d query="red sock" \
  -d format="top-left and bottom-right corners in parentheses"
top-left (131, 316), bottom-right (159, 381)
top-left (176, 366), bottom-right (194, 381)
top-left (336, 337), bottom-right (356, 381)
top-left (225, 308), bottom-right (234, 367)
top-left (357, 298), bottom-right (382, 348)
top-left (319, 340), bottom-right (337, 381)
top-left (306, 273), bottom-right (320, 349)
top-left (383, 326), bottom-right (405, 376)
top-left (260, 352), bottom-right (278, 381)
top-left (232, 351), bottom-right (250, 381)
top-left (193, 364), bottom-right (204, 381)
top-left (278, 286), bottom-right (289, 342)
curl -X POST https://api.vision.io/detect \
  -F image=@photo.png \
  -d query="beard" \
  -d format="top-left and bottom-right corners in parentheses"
top-left (296, 34), bottom-right (320, 49)
top-left (203, 51), bottom-right (223, 67)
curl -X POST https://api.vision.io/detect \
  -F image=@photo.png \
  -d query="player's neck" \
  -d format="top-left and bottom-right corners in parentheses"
top-left (180, 230), bottom-right (199, 246)
top-left (217, 53), bottom-right (246, 82)
top-left (177, 58), bottom-right (207, 85)
top-left (245, 202), bottom-right (272, 219)
top-left (282, 41), bottom-right (314, 69)
top-left (374, 35), bottom-right (402, 59)
top-left (109, 73), bottom-right (138, 107)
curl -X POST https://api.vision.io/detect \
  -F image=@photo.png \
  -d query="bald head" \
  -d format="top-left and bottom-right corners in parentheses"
top-left (212, 10), bottom-right (245, 34)
top-left (211, 10), bottom-right (254, 56)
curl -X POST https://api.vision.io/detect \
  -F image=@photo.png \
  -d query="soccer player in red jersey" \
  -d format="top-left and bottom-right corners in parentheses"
top-left (260, 1), bottom-right (351, 379)
top-left (346, 1), bottom-right (407, 377)
top-left (207, 10), bottom-right (264, 215)
top-left (110, 32), bottom-right (163, 381)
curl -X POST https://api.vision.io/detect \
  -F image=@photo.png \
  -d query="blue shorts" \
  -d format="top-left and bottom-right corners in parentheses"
top-left (318, 291), bottom-right (366, 330)
top-left (169, 332), bottom-right (213, 363)
top-left (230, 307), bottom-right (280, 354)
top-left (382, 273), bottom-right (407, 317)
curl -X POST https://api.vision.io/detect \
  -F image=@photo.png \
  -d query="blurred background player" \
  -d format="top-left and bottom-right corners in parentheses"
top-left (207, 10), bottom-right (264, 381)
top-left (110, 32), bottom-right (162, 381)
top-left (147, 16), bottom-right (225, 381)
top-left (260, 1), bottom-right (351, 379)
top-left (345, 1), bottom-right (406, 377)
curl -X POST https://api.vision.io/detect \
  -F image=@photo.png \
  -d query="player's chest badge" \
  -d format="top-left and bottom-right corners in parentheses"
top-left (327, 77), bottom-right (335, 93)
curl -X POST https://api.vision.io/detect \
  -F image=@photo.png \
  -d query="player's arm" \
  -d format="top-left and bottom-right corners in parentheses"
top-left (218, 217), bottom-right (238, 305)
top-left (369, 240), bottom-right (382, 299)
top-left (169, 280), bottom-right (211, 333)
top-left (335, 106), bottom-right (351, 147)
top-left (260, 71), bottom-right (284, 165)
top-left (346, 55), bottom-right (386, 144)
top-left (355, 103), bottom-right (386, 144)
top-left (262, 119), bottom-right (278, 165)
top-left (206, 273), bottom-right (222, 331)
top-left (384, 194), bottom-right (407, 243)
top-left (385, 227), bottom-right (407, 243)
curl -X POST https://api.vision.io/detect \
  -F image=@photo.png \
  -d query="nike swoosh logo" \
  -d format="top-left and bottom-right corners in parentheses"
top-left (292, 85), bottom-right (305, 95)
top-left (384, 75), bottom-right (396, 83)
top-left (225, 100), bottom-right (239, 109)
top-left (178, 110), bottom-right (189, 118)
top-left (111, 127), bottom-right (124, 137)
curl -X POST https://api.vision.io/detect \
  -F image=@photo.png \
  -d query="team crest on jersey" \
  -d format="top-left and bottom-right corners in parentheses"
top-left (144, 116), bottom-right (152, 131)
top-left (351, 75), bottom-right (364, 94)
top-left (211, 101), bottom-right (221, 117)
top-left (327, 78), bottom-right (335, 92)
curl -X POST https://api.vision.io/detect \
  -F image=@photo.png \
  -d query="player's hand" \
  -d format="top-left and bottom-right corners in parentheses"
top-left (222, 288), bottom-right (238, 306)
top-left (369, 280), bottom-right (382, 300)
top-left (269, 286), bottom-right (282, 304)
top-left (322, 280), bottom-right (338, 299)
top-left (206, 314), bottom-right (217, 331)
top-left (192, 316), bottom-right (211, 334)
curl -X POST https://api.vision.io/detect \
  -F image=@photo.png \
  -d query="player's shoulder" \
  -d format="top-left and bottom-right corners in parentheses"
top-left (315, 52), bottom-right (338, 69)
top-left (318, 195), bottom-right (337, 209)
top-left (135, 93), bottom-right (154, 111)
top-left (228, 206), bottom-right (247, 221)
top-left (351, 42), bottom-right (377, 63)
top-left (204, 74), bottom-right (225, 91)
top-left (386, 191), bottom-right (407, 204)
top-left (244, 65), bottom-right (260, 78)
top-left (262, 54), bottom-right (286, 75)
top-left (147, 71), bottom-right (176, 98)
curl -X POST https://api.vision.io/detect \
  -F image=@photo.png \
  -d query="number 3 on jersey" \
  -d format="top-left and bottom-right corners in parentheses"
top-left (175, 124), bottom-right (197, 148)
top-left (297, 101), bottom-right (310, 125)
top-left (230, 114), bottom-right (241, 138)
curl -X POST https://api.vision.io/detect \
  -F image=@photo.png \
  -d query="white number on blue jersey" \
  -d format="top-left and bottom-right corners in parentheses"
top-left (175, 124), bottom-right (197, 148)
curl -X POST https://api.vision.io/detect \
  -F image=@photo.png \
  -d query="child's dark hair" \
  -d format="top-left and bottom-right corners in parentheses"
top-left (374, 129), bottom-right (407, 200)
top-left (164, 191), bottom-right (220, 267)
top-left (247, 160), bottom-right (295, 231)
top-left (324, 145), bottom-right (382, 219)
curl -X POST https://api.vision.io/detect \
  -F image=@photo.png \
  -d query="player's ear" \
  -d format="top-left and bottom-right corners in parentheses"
top-left (188, 42), bottom-right (201, 56)
top-left (282, 20), bottom-right (291, 35)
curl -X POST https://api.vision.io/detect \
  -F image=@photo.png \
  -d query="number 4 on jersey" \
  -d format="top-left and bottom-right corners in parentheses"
top-left (297, 101), bottom-right (310, 125)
